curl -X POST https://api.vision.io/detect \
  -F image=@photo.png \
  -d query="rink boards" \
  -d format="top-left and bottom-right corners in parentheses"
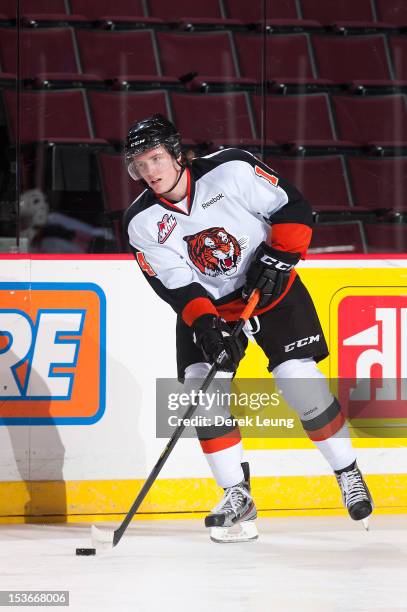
top-left (0, 254), bottom-right (406, 521)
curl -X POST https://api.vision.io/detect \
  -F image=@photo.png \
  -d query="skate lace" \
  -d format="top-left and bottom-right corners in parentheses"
top-left (339, 468), bottom-right (368, 507)
top-left (212, 484), bottom-right (251, 515)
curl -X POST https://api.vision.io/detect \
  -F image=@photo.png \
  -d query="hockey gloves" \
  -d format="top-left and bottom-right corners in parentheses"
top-left (242, 242), bottom-right (300, 309)
top-left (193, 314), bottom-right (245, 372)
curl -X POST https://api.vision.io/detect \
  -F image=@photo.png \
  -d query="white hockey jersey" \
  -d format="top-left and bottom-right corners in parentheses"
top-left (124, 149), bottom-right (312, 325)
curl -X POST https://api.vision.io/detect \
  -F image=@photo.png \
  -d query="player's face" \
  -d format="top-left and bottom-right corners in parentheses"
top-left (131, 145), bottom-right (180, 194)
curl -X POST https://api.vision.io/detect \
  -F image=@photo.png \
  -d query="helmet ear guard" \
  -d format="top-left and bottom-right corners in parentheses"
top-left (125, 114), bottom-right (182, 180)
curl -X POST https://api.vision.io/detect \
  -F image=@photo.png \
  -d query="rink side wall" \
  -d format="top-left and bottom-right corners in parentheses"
top-left (0, 254), bottom-right (406, 523)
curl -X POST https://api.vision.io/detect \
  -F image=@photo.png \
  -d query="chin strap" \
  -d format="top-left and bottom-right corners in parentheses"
top-left (159, 162), bottom-right (186, 196)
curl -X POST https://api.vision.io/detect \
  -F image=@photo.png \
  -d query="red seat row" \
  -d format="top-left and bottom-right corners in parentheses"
top-left (267, 155), bottom-right (407, 213)
top-left (309, 222), bottom-right (407, 254)
top-left (4, 89), bottom-right (407, 152)
top-left (1, 0), bottom-right (406, 27)
top-left (1, 28), bottom-right (406, 91)
top-left (97, 150), bottom-right (407, 216)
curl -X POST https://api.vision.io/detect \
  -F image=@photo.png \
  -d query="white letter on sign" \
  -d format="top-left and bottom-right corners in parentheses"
top-left (0, 312), bottom-right (32, 397)
top-left (28, 311), bottom-right (84, 398)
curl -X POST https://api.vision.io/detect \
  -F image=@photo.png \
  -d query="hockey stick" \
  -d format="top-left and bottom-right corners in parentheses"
top-left (91, 290), bottom-right (260, 550)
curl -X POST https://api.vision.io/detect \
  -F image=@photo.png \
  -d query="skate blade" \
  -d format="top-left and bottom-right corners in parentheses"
top-left (91, 524), bottom-right (114, 550)
top-left (210, 521), bottom-right (258, 543)
top-left (362, 518), bottom-right (370, 531)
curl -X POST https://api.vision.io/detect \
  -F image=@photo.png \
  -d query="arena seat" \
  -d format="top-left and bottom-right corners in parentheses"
top-left (88, 90), bottom-right (171, 144)
top-left (364, 223), bottom-right (407, 252)
top-left (2, 89), bottom-right (106, 197)
top-left (156, 31), bottom-right (254, 91)
top-left (70, 0), bottom-right (162, 27)
top-left (1, 0), bottom-right (87, 24)
top-left (224, 0), bottom-right (298, 21)
top-left (252, 93), bottom-right (340, 149)
top-left (148, 0), bottom-right (222, 19)
top-left (224, 0), bottom-right (320, 31)
top-left (332, 94), bottom-right (407, 148)
top-left (375, 0), bottom-right (407, 27)
top-left (171, 92), bottom-right (258, 146)
top-left (309, 222), bottom-right (367, 254)
top-left (0, 72), bottom-right (16, 86)
top-left (312, 34), bottom-right (404, 91)
top-left (235, 33), bottom-right (332, 92)
top-left (3, 89), bottom-right (103, 144)
top-left (147, 0), bottom-right (242, 29)
top-left (76, 30), bottom-right (179, 89)
top-left (71, 0), bottom-right (144, 16)
top-left (2, 0), bottom-right (88, 25)
top-left (389, 37), bottom-right (407, 80)
top-left (0, 28), bottom-right (102, 88)
top-left (347, 157), bottom-right (407, 213)
top-left (99, 152), bottom-right (144, 214)
top-left (300, 0), bottom-right (375, 25)
top-left (1, 0), bottom-right (68, 14)
top-left (266, 155), bottom-right (353, 212)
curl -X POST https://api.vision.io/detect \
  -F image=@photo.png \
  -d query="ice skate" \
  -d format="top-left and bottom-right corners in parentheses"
top-left (205, 462), bottom-right (258, 543)
top-left (335, 461), bottom-right (373, 530)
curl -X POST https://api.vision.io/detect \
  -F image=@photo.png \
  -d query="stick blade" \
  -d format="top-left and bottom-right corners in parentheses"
top-left (91, 524), bottom-right (114, 549)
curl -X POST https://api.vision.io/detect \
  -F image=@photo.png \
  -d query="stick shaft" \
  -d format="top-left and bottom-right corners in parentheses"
top-left (112, 290), bottom-right (260, 546)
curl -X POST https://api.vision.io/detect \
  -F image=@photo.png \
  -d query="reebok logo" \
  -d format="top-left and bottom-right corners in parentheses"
top-left (285, 335), bottom-right (320, 352)
top-left (303, 407), bottom-right (318, 416)
top-left (201, 193), bottom-right (224, 209)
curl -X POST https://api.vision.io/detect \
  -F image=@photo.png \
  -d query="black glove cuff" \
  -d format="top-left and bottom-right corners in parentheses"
top-left (192, 313), bottom-right (218, 335)
top-left (255, 242), bottom-right (300, 270)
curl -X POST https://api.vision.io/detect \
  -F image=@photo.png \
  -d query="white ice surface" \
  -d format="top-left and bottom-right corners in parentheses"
top-left (0, 516), bottom-right (406, 612)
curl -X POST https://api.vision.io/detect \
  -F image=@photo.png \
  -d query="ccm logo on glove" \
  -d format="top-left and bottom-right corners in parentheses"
top-left (259, 254), bottom-right (295, 271)
top-left (243, 242), bottom-right (300, 309)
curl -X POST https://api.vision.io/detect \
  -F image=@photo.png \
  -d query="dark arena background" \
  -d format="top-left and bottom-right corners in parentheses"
top-left (1, 0), bottom-right (406, 254)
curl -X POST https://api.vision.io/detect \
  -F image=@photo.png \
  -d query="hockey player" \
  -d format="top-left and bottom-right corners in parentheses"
top-left (123, 114), bottom-right (373, 542)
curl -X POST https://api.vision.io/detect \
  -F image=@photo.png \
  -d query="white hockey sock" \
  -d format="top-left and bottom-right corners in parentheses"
top-left (184, 362), bottom-right (243, 488)
top-left (204, 441), bottom-right (244, 489)
top-left (313, 423), bottom-right (357, 472)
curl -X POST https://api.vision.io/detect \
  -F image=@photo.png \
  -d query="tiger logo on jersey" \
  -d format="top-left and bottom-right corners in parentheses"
top-left (183, 227), bottom-right (248, 277)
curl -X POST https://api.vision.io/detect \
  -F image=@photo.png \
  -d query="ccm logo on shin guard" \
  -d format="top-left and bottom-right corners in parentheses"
top-left (285, 334), bottom-right (320, 352)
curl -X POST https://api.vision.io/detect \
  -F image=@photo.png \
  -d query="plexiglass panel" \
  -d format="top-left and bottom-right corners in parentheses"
top-left (1, 0), bottom-right (406, 254)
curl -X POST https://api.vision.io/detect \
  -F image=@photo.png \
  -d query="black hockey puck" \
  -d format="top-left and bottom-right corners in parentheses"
top-left (76, 548), bottom-right (96, 556)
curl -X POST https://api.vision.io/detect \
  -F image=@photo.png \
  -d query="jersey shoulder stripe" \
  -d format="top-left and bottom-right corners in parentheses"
top-left (191, 148), bottom-right (258, 180)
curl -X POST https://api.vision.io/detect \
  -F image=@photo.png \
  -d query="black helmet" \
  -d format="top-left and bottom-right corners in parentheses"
top-left (125, 114), bottom-right (182, 180)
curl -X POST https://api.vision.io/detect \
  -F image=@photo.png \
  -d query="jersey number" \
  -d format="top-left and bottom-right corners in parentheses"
top-left (136, 252), bottom-right (156, 277)
top-left (255, 165), bottom-right (279, 186)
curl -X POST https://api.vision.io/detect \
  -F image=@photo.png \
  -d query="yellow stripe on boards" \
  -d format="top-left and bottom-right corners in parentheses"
top-left (0, 474), bottom-right (406, 523)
